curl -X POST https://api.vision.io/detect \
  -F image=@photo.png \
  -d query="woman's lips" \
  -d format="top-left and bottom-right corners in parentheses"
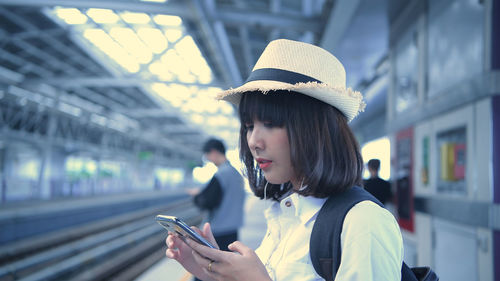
top-left (259, 162), bottom-right (272, 169)
top-left (256, 158), bottom-right (272, 169)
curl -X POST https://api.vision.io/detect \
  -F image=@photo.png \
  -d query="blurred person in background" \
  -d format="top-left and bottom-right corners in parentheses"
top-left (192, 138), bottom-right (246, 281)
top-left (364, 159), bottom-right (392, 205)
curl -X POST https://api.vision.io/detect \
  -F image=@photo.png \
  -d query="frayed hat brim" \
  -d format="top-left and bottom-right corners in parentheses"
top-left (216, 80), bottom-right (365, 122)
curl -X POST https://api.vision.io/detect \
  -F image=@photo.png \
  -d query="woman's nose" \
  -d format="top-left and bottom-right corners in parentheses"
top-left (247, 127), bottom-right (263, 152)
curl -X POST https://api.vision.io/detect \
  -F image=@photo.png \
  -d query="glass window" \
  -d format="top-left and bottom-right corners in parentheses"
top-left (394, 25), bottom-right (419, 113)
top-left (427, 0), bottom-right (484, 96)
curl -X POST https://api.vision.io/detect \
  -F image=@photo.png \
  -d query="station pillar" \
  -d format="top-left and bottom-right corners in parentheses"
top-left (492, 1), bottom-right (500, 279)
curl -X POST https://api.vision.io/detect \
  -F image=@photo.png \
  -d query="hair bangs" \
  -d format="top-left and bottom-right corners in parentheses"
top-left (239, 91), bottom-right (288, 127)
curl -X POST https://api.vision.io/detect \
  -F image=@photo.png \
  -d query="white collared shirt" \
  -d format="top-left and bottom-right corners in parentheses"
top-left (255, 193), bottom-right (403, 281)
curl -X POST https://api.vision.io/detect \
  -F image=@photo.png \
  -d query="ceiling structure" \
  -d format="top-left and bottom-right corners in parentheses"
top-left (0, 0), bottom-right (389, 166)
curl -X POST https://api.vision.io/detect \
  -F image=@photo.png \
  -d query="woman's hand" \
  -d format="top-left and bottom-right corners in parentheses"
top-left (187, 238), bottom-right (272, 281)
top-left (165, 223), bottom-right (219, 281)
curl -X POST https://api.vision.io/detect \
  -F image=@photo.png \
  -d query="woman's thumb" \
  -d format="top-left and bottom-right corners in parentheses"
top-left (228, 241), bottom-right (250, 255)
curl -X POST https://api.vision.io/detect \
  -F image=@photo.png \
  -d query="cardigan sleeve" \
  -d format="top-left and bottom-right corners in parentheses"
top-left (335, 200), bottom-right (403, 281)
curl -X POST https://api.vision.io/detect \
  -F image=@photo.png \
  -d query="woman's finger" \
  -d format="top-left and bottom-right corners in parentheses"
top-left (202, 261), bottom-right (222, 280)
top-left (191, 247), bottom-right (210, 265)
top-left (165, 248), bottom-right (179, 259)
top-left (192, 250), bottom-right (221, 280)
top-left (190, 224), bottom-right (219, 250)
top-left (202, 223), bottom-right (219, 249)
top-left (191, 226), bottom-right (200, 233)
top-left (167, 234), bottom-right (184, 250)
top-left (166, 235), bottom-right (176, 248)
top-left (186, 238), bottom-right (227, 262)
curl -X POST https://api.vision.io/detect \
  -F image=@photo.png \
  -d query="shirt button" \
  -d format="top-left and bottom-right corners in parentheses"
top-left (285, 201), bottom-right (292, 207)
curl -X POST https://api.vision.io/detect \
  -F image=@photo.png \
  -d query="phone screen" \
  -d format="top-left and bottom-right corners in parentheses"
top-left (156, 215), bottom-right (216, 249)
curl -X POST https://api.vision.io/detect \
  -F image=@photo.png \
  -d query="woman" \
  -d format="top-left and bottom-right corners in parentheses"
top-left (166, 39), bottom-right (403, 281)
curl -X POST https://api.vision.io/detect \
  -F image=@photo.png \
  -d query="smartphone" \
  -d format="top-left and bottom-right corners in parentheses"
top-left (156, 215), bottom-right (216, 249)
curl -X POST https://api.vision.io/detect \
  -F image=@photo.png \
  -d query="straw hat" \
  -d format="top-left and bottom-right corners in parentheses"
top-left (216, 39), bottom-right (365, 122)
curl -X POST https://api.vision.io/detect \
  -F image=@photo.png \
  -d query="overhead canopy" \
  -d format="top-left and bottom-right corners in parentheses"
top-left (0, 0), bottom-right (390, 164)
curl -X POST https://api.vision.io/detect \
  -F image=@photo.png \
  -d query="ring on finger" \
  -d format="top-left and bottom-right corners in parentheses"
top-left (208, 260), bottom-right (214, 272)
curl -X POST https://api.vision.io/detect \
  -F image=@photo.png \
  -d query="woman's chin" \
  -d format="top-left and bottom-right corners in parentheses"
top-left (263, 176), bottom-right (286, 185)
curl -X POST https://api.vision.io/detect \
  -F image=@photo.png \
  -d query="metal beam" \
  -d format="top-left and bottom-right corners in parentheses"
top-left (161, 125), bottom-right (201, 134)
top-left (269, 0), bottom-right (281, 42)
top-left (8, 37), bottom-right (79, 75)
top-left (7, 28), bottom-right (65, 40)
top-left (0, 0), bottom-right (320, 32)
top-left (320, 0), bottom-right (361, 52)
top-left (0, 7), bottom-right (83, 76)
top-left (0, 48), bottom-right (53, 77)
top-left (239, 27), bottom-right (253, 76)
top-left (0, 65), bottom-right (24, 83)
top-left (0, 8), bottom-right (106, 75)
top-left (231, 0), bottom-right (253, 77)
top-left (34, 29), bottom-right (105, 75)
top-left (301, 0), bottom-right (315, 44)
top-left (0, 91), bottom-right (201, 161)
top-left (187, 0), bottom-right (233, 87)
top-left (205, 0), bottom-right (242, 86)
top-left (74, 87), bottom-right (123, 110)
top-left (25, 77), bottom-right (222, 88)
top-left (0, 0), bottom-right (192, 17)
top-left (228, 35), bottom-right (267, 50)
top-left (216, 7), bottom-right (321, 33)
top-left (67, 32), bottom-right (123, 77)
top-left (126, 108), bottom-right (178, 119)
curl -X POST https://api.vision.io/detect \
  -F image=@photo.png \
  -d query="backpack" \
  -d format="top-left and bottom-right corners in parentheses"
top-left (310, 186), bottom-right (439, 281)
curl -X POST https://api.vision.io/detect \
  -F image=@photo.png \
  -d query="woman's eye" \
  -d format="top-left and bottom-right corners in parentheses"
top-left (263, 122), bottom-right (274, 128)
top-left (244, 124), bottom-right (254, 130)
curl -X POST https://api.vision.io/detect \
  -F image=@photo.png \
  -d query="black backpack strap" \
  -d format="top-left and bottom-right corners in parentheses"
top-left (310, 186), bottom-right (439, 281)
top-left (402, 262), bottom-right (419, 281)
top-left (310, 186), bottom-right (382, 281)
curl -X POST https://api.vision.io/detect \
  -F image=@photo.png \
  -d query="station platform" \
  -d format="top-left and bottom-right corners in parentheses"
top-left (135, 193), bottom-right (269, 281)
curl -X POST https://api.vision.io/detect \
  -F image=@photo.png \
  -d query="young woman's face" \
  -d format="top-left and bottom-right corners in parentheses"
top-left (245, 119), bottom-right (298, 187)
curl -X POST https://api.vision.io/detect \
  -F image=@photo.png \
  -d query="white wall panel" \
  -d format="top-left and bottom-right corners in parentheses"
top-left (477, 227), bottom-right (493, 281)
top-left (474, 98), bottom-right (492, 202)
top-left (415, 212), bottom-right (433, 266)
top-left (433, 218), bottom-right (478, 281)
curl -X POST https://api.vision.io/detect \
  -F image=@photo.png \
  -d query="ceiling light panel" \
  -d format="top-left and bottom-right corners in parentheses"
top-left (83, 28), bottom-right (140, 73)
top-left (164, 29), bottom-right (183, 42)
top-left (109, 27), bottom-right (153, 64)
top-left (137, 28), bottom-right (168, 54)
top-left (153, 15), bottom-right (182, 26)
top-left (120, 12), bottom-right (151, 24)
top-left (49, 6), bottom-right (238, 148)
top-left (55, 8), bottom-right (88, 24)
top-left (86, 8), bottom-right (119, 24)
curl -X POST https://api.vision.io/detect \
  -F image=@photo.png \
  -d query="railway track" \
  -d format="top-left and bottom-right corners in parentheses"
top-left (0, 197), bottom-right (203, 281)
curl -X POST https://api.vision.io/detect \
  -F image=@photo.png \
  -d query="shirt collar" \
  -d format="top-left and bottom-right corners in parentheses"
top-left (288, 193), bottom-right (327, 225)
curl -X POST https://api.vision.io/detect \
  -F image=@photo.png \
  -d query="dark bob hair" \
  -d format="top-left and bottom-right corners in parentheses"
top-left (238, 90), bottom-right (363, 200)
